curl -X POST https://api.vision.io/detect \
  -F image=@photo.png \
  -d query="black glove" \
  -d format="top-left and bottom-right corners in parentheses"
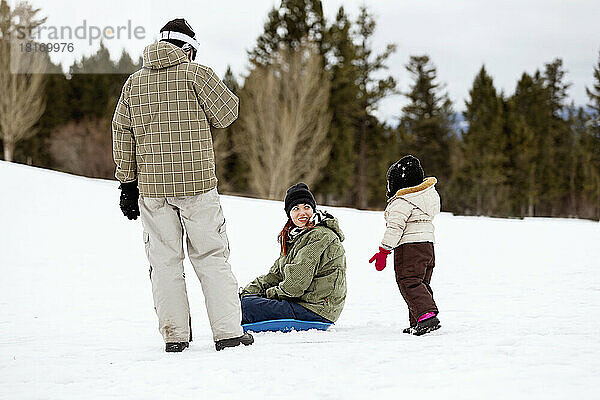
top-left (119, 180), bottom-right (140, 220)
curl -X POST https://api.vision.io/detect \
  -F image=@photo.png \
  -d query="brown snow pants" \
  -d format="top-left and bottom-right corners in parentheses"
top-left (394, 242), bottom-right (438, 327)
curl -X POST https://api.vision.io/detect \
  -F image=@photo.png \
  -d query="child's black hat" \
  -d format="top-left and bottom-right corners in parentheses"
top-left (386, 155), bottom-right (425, 198)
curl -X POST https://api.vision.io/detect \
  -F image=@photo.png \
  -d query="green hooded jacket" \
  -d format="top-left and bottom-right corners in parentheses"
top-left (241, 216), bottom-right (347, 322)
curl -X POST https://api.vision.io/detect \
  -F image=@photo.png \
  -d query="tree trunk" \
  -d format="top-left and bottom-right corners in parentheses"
top-left (528, 165), bottom-right (536, 217)
top-left (3, 140), bottom-right (14, 162)
top-left (597, 177), bottom-right (600, 221)
top-left (356, 121), bottom-right (368, 209)
top-left (569, 169), bottom-right (577, 217)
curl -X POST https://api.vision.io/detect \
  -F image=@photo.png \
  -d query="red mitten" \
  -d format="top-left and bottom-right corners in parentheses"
top-left (369, 247), bottom-right (392, 271)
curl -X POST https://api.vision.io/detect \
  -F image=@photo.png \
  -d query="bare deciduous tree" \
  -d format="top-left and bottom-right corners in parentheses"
top-left (237, 43), bottom-right (331, 199)
top-left (0, 0), bottom-right (47, 162)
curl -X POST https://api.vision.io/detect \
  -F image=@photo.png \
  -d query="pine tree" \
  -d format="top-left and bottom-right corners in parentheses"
top-left (116, 49), bottom-right (141, 74)
top-left (540, 59), bottom-right (572, 215)
top-left (456, 66), bottom-right (506, 215)
top-left (67, 42), bottom-right (123, 120)
top-left (41, 44), bottom-right (140, 176)
top-left (248, 0), bottom-right (325, 66)
top-left (313, 6), bottom-right (360, 205)
top-left (400, 55), bottom-right (454, 198)
top-left (367, 117), bottom-right (397, 205)
top-left (353, 6), bottom-right (396, 209)
top-left (544, 59), bottom-right (571, 117)
top-left (506, 72), bottom-right (547, 216)
top-left (586, 52), bottom-right (600, 124)
top-left (504, 62), bottom-right (574, 217)
top-left (584, 52), bottom-right (600, 218)
top-left (214, 66), bottom-right (247, 193)
top-left (564, 105), bottom-right (589, 217)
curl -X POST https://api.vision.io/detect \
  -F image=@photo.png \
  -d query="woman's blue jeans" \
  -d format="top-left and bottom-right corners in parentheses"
top-left (241, 295), bottom-right (332, 324)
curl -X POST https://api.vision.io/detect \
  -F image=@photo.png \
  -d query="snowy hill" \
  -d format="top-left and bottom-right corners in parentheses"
top-left (1, 161), bottom-right (599, 399)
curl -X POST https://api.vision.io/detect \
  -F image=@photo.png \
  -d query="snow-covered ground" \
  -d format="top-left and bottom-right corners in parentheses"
top-left (1, 160), bottom-right (599, 399)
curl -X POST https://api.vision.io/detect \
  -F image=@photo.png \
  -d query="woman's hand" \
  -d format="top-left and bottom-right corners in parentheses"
top-left (369, 247), bottom-right (391, 271)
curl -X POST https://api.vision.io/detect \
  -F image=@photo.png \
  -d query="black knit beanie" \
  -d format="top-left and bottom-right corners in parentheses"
top-left (284, 183), bottom-right (316, 217)
top-left (160, 18), bottom-right (195, 49)
top-left (386, 155), bottom-right (425, 198)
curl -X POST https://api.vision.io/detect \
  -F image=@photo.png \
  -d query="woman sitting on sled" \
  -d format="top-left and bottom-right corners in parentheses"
top-left (240, 183), bottom-right (347, 331)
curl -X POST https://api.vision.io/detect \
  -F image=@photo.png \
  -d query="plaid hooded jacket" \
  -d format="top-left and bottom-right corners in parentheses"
top-left (112, 41), bottom-right (239, 197)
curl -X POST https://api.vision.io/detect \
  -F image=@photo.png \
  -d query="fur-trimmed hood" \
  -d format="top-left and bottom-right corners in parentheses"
top-left (388, 177), bottom-right (440, 217)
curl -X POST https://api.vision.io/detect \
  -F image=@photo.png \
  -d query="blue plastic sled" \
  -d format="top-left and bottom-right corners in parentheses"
top-left (242, 319), bottom-right (333, 333)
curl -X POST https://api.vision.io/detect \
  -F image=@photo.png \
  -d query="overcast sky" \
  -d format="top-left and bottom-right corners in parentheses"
top-left (22, 0), bottom-right (600, 122)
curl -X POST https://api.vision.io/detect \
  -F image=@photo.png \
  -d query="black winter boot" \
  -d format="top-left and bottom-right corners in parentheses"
top-left (215, 333), bottom-right (254, 351)
top-left (408, 316), bottom-right (441, 336)
top-left (165, 342), bottom-right (189, 352)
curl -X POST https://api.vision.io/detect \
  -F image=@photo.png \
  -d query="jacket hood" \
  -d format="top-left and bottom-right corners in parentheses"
top-left (143, 41), bottom-right (189, 70)
top-left (390, 177), bottom-right (440, 218)
top-left (321, 216), bottom-right (345, 242)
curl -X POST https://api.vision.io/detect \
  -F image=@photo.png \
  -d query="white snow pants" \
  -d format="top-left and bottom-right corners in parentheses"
top-left (139, 188), bottom-right (243, 343)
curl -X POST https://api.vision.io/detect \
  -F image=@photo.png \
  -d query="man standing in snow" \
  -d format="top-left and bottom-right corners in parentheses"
top-left (112, 18), bottom-right (253, 352)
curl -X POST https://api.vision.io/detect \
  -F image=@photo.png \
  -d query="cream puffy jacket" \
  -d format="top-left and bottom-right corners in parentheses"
top-left (381, 177), bottom-right (441, 249)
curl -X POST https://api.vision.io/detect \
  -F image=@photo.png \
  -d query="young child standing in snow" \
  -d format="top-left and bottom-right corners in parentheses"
top-left (369, 155), bottom-right (441, 336)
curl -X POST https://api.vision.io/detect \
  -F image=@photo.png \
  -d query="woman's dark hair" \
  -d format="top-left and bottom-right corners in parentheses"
top-left (277, 217), bottom-right (316, 255)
